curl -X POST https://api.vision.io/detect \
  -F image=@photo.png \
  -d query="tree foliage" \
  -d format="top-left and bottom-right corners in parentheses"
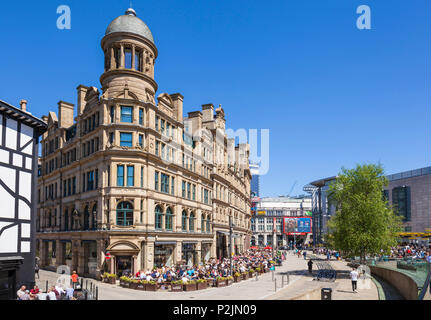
top-left (327, 163), bottom-right (402, 262)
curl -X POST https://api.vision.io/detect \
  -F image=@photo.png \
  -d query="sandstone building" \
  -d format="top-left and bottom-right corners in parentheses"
top-left (36, 8), bottom-right (252, 279)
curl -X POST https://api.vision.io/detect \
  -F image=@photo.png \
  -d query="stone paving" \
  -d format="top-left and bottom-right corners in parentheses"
top-left (36, 251), bottom-right (379, 300)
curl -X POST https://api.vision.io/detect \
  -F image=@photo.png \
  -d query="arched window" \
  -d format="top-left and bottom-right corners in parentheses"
top-left (116, 202), bottom-right (133, 226)
top-left (84, 206), bottom-right (90, 230)
top-left (206, 215), bottom-right (211, 233)
top-left (155, 205), bottom-right (163, 230)
top-left (92, 203), bottom-right (97, 230)
top-left (64, 209), bottom-right (69, 231)
top-left (165, 207), bottom-right (173, 231)
top-left (181, 211), bottom-right (188, 232)
top-left (201, 214), bottom-right (206, 233)
top-left (189, 212), bottom-right (195, 232)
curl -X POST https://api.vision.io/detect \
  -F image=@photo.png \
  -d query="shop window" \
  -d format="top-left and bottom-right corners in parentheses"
top-left (116, 201), bottom-right (133, 226)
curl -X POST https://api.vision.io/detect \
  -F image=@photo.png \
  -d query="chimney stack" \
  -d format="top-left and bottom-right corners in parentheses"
top-left (20, 99), bottom-right (28, 112)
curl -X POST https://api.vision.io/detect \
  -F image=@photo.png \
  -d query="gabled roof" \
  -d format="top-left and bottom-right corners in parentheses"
top-left (0, 99), bottom-right (47, 136)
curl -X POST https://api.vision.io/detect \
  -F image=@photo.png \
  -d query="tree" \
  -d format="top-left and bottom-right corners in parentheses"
top-left (327, 163), bottom-right (402, 263)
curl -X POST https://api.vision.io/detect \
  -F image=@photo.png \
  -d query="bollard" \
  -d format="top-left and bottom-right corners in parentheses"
top-left (282, 275), bottom-right (284, 288)
top-left (90, 282), bottom-right (93, 292)
top-left (256, 272), bottom-right (258, 281)
top-left (45, 280), bottom-right (48, 293)
top-left (272, 270), bottom-right (274, 281)
top-left (96, 286), bottom-right (98, 300)
top-left (274, 279), bottom-right (277, 292)
top-left (85, 280), bottom-right (88, 290)
top-left (85, 290), bottom-right (88, 300)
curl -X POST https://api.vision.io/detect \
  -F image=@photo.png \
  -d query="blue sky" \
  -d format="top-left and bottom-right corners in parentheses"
top-left (0, 1), bottom-right (430, 197)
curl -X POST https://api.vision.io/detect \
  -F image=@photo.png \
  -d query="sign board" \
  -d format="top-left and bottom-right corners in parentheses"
top-left (283, 217), bottom-right (312, 235)
top-left (105, 252), bottom-right (111, 260)
top-left (257, 211), bottom-right (266, 216)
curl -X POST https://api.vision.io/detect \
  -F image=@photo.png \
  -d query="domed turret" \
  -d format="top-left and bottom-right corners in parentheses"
top-left (105, 8), bottom-right (155, 44)
top-left (100, 8), bottom-right (158, 102)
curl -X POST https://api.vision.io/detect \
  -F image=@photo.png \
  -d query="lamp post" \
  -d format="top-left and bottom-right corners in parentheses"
top-left (229, 216), bottom-right (234, 277)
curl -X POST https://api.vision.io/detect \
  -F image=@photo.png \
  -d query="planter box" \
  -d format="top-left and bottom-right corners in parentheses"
top-left (233, 276), bottom-right (241, 283)
top-left (129, 282), bottom-right (138, 290)
top-left (107, 278), bottom-right (116, 284)
top-left (249, 272), bottom-right (256, 278)
top-left (216, 280), bottom-right (227, 287)
top-left (170, 284), bottom-right (183, 292)
top-left (183, 284), bottom-right (197, 292)
top-left (136, 283), bottom-right (145, 291)
top-left (145, 283), bottom-right (158, 291)
top-left (122, 282), bottom-right (130, 288)
top-left (226, 279), bottom-right (233, 286)
top-left (242, 273), bottom-right (249, 280)
top-left (197, 282), bottom-right (209, 290)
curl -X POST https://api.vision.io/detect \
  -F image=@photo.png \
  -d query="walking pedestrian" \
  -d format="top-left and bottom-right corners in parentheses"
top-left (71, 270), bottom-right (79, 289)
top-left (350, 268), bottom-right (359, 293)
top-left (307, 259), bottom-right (313, 274)
top-left (303, 251), bottom-right (307, 260)
top-left (35, 262), bottom-right (40, 279)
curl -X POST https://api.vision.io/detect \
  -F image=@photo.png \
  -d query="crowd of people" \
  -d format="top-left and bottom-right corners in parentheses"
top-left (389, 243), bottom-right (431, 261)
top-left (16, 284), bottom-right (83, 300)
top-left (123, 249), bottom-right (284, 284)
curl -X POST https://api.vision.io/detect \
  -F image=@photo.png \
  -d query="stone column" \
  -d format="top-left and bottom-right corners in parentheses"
top-left (120, 44), bottom-right (124, 68)
top-left (145, 240), bottom-right (155, 272)
top-left (40, 240), bottom-right (47, 267)
top-left (131, 45), bottom-right (136, 70)
top-left (96, 240), bottom-right (104, 280)
top-left (196, 242), bottom-right (202, 264)
top-left (56, 240), bottom-right (64, 267)
top-left (75, 240), bottom-right (85, 275)
top-left (132, 255), bottom-right (138, 275)
top-left (110, 47), bottom-right (115, 70)
top-left (211, 237), bottom-right (217, 259)
top-left (175, 241), bottom-right (182, 265)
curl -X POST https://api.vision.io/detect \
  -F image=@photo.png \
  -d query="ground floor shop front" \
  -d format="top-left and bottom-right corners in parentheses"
top-left (36, 230), bottom-right (249, 279)
top-left (251, 233), bottom-right (312, 248)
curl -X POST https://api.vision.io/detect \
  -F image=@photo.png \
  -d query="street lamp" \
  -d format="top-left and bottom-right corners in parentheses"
top-left (229, 216), bottom-right (235, 277)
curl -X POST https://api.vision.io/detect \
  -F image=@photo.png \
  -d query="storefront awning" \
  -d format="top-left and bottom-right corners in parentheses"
top-left (155, 241), bottom-right (177, 245)
top-left (182, 241), bottom-right (198, 245)
top-left (217, 231), bottom-right (241, 238)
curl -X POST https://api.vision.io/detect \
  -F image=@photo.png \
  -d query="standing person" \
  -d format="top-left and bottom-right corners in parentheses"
top-left (35, 262), bottom-right (40, 279)
top-left (303, 251), bottom-right (307, 260)
top-left (327, 251), bottom-right (331, 261)
top-left (350, 268), bottom-right (359, 293)
top-left (71, 271), bottom-right (79, 289)
top-left (307, 259), bottom-right (313, 274)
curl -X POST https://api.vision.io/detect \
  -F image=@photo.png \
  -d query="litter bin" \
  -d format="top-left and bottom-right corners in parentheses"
top-left (321, 288), bottom-right (332, 300)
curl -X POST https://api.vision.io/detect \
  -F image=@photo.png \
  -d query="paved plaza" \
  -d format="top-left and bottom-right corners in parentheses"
top-left (36, 251), bottom-right (380, 300)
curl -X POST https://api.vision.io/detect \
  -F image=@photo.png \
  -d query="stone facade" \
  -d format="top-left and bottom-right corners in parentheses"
top-left (36, 9), bottom-right (251, 279)
top-left (385, 167), bottom-right (431, 233)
